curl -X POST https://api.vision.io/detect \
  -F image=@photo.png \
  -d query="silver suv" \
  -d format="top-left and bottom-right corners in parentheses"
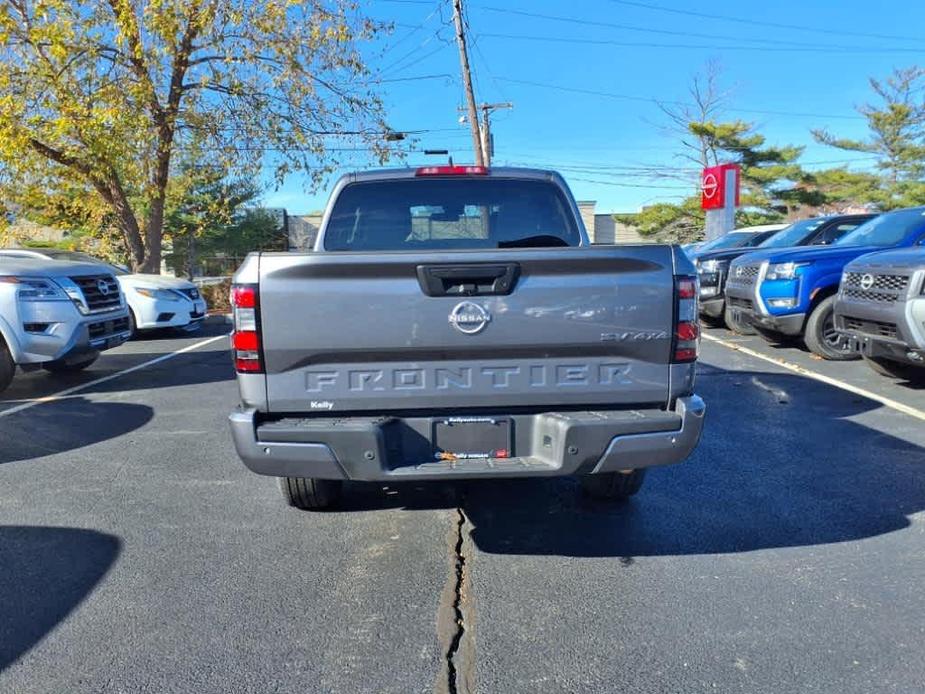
top-left (834, 247), bottom-right (925, 381)
top-left (0, 256), bottom-right (131, 393)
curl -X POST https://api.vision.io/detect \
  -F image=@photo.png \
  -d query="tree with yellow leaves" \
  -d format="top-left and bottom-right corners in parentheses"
top-left (0, 0), bottom-right (390, 272)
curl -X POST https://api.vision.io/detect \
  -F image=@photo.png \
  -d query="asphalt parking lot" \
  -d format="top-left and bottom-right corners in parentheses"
top-left (1, 322), bottom-right (924, 694)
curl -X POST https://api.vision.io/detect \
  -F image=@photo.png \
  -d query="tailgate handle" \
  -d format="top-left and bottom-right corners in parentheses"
top-left (416, 263), bottom-right (520, 297)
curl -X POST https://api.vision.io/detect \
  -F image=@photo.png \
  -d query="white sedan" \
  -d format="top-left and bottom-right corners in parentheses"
top-left (0, 249), bottom-right (208, 334)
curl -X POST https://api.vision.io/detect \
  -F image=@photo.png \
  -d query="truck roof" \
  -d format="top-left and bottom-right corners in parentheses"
top-left (342, 166), bottom-right (562, 184)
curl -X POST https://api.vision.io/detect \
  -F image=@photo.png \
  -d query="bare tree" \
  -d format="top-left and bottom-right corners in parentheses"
top-left (656, 59), bottom-right (733, 170)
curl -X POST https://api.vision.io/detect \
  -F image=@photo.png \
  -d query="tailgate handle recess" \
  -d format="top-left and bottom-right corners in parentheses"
top-left (416, 263), bottom-right (520, 297)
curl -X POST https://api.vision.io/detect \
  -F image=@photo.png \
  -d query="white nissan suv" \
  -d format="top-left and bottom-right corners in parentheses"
top-left (0, 249), bottom-right (208, 334)
top-left (0, 256), bottom-right (131, 393)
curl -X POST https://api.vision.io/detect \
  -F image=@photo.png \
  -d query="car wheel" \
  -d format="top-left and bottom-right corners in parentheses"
top-left (0, 338), bottom-right (14, 394)
top-left (804, 295), bottom-right (859, 361)
top-left (723, 305), bottom-right (756, 335)
top-left (863, 355), bottom-right (924, 382)
top-left (580, 469), bottom-right (647, 501)
top-left (43, 356), bottom-right (98, 374)
top-left (278, 477), bottom-right (342, 510)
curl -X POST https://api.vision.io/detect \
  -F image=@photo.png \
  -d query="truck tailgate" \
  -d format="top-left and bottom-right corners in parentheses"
top-left (258, 246), bottom-right (676, 413)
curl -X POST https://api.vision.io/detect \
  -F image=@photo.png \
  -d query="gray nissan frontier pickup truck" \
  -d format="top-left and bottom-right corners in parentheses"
top-left (229, 165), bottom-right (705, 509)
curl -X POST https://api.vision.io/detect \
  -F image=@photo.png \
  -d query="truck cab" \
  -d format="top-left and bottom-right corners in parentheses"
top-left (725, 207), bottom-right (925, 359)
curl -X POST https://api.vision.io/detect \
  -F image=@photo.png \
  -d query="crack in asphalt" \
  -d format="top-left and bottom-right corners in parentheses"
top-left (446, 508), bottom-right (467, 694)
top-left (437, 505), bottom-right (474, 694)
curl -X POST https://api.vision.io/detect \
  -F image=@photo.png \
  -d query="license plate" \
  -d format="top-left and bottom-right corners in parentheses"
top-left (433, 417), bottom-right (512, 461)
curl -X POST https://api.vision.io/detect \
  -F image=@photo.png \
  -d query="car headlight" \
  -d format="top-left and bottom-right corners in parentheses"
top-left (766, 262), bottom-right (809, 281)
top-left (135, 287), bottom-right (181, 301)
top-left (0, 276), bottom-right (68, 301)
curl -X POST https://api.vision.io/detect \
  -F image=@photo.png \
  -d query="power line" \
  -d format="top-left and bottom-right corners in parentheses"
top-left (377, 73), bottom-right (454, 83)
top-left (473, 5), bottom-right (920, 51)
top-left (479, 31), bottom-right (925, 55)
top-left (607, 0), bottom-right (925, 43)
top-left (496, 77), bottom-right (866, 121)
top-left (380, 2), bottom-right (443, 58)
top-left (563, 176), bottom-right (692, 190)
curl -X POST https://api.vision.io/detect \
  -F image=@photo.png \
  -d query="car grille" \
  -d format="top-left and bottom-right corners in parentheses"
top-left (70, 275), bottom-right (122, 313)
top-left (841, 316), bottom-right (899, 340)
top-left (88, 316), bottom-right (130, 340)
top-left (841, 272), bottom-right (909, 303)
top-left (728, 264), bottom-right (761, 287)
top-left (178, 287), bottom-right (201, 301)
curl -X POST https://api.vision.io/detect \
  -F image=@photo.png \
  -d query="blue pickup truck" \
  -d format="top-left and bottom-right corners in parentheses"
top-left (726, 207), bottom-right (925, 359)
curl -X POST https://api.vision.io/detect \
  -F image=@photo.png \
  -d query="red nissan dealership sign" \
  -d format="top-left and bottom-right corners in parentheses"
top-left (701, 163), bottom-right (740, 210)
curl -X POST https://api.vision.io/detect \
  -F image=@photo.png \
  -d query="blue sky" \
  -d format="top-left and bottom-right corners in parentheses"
top-left (262, 0), bottom-right (925, 215)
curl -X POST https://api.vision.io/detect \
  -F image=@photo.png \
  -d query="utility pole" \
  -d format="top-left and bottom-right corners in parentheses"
top-left (479, 102), bottom-right (513, 166)
top-left (452, 0), bottom-right (484, 166)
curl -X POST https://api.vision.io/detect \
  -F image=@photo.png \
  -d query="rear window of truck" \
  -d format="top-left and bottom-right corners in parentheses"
top-left (323, 177), bottom-right (582, 251)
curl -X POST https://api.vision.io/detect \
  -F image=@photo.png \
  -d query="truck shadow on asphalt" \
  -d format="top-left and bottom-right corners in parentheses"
top-left (343, 363), bottom-right (925, 558)
top-left (0, 398), bottom-right (154, 464)
top-left (0, 526), bottom-right (120, 672)
top-left (0, 347), bottom-right (232, 406)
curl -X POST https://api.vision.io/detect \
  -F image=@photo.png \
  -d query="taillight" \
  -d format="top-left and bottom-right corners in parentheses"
top-left (673, 275), bottom-right (699, 363)
top-left (676, 277), bottom-right (697, 300)
top-left (415, 165), bottom-right (488, 176)
top-left (231, 283), bottom-right (262, 373)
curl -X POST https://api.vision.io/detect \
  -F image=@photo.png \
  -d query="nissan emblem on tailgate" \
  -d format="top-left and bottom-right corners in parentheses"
top-left (449, 301), bottom-right (491, 335)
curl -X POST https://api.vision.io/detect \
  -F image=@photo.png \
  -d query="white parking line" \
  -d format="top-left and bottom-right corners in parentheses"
top-left (703, 333), bottom-right (925, 423)
top-left (0, 333), bottom-right (229, 418)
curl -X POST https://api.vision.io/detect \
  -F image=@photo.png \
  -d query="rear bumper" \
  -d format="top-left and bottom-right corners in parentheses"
top-left (229, 395), bottom-right (706, 481)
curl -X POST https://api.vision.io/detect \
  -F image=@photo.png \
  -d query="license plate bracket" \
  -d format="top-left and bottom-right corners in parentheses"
top-left (433, 417), bottom-right (512, 460)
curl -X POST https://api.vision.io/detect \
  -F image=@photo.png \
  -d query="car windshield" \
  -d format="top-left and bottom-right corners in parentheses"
top-left (694, 232), bottom-right (758, 254)
top-left (836, 208), bottom-right (925, 247)
top-left (324, 177), bottom-right (582, 251)
top-left (759, 219), bottom-right (825, 248)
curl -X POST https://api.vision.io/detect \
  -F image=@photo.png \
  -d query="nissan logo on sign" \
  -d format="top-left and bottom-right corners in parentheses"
top-left (702, 172), bottom-right (718, 201)
top-left (701, 163), bottom-right (741, 211)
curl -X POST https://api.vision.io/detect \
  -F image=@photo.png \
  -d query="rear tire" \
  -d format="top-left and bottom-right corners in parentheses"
top-left (863, 355), bottom-right (924, 382)
top-left (0, 338), bottom-right (14, 394)
top-left (279, 477), bottom-right (342, 510)
top-left (723, 305), bottom-right (756, 335)
top-left (580, 469), bottom-right (647, 501)
top-left (804, 295), bottom-right (859, 361)
top-left (43, 356), bottom-right (98, 374)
